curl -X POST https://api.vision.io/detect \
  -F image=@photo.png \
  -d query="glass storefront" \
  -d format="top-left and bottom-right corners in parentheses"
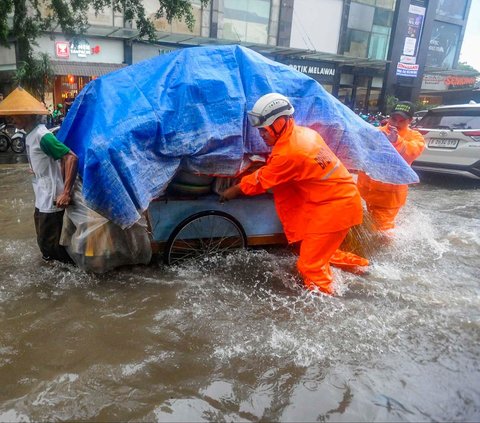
top-left (354, 76), bottom-right (370, 110)
top-left (338, 87), bottom-right (354, 108)
top-left (53, 75), bottom-right (97, 114)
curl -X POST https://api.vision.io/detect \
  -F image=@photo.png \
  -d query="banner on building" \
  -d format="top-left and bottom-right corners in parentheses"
top-left (396, 62), bottom-right (419, 77)
top-left (402, 4), bottom-right (426, 61)
top-left (422, 74), bottom-right (477, 90)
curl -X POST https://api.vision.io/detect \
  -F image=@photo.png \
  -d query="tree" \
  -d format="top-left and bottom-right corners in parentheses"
top-left (0, 0), bottom-right (209, 64)
top-left (457, 61), bottom-right (479, 73)
top-left (13, 52), bottom-right (55, 103)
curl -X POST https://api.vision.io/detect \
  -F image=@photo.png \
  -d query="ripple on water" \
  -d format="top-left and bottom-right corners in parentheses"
top-left (0, 169), bottom-right (479, 421)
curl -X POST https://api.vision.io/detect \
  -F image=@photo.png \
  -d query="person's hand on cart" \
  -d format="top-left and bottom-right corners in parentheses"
top-left (219, 184), bottom-right (243, 202)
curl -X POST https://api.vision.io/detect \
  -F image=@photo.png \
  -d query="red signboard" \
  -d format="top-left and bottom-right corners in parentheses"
top-left (55, 41), bottom-right (70, 59)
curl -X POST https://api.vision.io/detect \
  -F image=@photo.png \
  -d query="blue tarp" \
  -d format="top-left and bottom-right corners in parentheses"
top-left (58, 45), bottom-right (419, 228)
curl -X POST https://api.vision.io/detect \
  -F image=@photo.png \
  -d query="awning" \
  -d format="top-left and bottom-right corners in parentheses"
top-left (424, 66), bottom-right (480, 77)
top-left (146, 35), bottom-right (389, 70)
top-left (56, 23), bottom-right (389, 70)
top-left (51, 60), bottom-right (126, 77)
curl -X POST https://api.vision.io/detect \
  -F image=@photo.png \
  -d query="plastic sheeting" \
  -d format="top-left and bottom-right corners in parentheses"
top-left (61, 181), bottom-right (152, 273)
top-left (58, 45), bottom-right (419, 228)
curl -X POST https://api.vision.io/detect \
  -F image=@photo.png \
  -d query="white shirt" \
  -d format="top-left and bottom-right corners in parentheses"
top-left (26, 124), bottom-right (69, 213)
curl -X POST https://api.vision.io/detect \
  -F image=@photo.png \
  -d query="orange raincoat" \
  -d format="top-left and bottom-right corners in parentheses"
top-left (357, 125), bottom-right (425, 230)
top-left (239, 120), bottom-right (367, 294)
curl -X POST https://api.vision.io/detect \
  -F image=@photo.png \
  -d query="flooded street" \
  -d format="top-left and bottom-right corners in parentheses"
top-left (0, 163), bottom-right (479, 422)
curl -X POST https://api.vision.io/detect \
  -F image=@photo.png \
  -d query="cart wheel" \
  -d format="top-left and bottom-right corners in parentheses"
top-left (0, 135), bottom-right (10, 153)
top-left (11, 137), bottom-right (25, 153)
top-left (164, 210), bottom-right (247, 265)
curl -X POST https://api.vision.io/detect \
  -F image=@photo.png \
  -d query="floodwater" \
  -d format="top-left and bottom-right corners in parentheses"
top-left (0, 163), bottom-right (479, 422)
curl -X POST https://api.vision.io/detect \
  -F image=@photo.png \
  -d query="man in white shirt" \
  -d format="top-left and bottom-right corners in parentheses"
top-left (0, 88), bottom-right (78, 262)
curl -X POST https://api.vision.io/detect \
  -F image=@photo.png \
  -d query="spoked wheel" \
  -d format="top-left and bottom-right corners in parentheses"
top-left (11, 137), bottom-right (25, 153)
top-left (164, 210), bottom-right (247, 265)
top-left (0, 134), bottom-right (10, 153)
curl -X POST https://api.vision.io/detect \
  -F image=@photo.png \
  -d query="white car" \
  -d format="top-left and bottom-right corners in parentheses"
top-left (411, 109), bottom-right (428, 126)
top-left (412, 104), bottom-right (480, 179)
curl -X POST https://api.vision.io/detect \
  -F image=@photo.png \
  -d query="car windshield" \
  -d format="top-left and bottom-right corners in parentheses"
top-left (417, 109), bottom-right (480, 130)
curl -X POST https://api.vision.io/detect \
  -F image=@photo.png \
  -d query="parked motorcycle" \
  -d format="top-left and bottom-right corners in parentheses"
top-left (0, 123), bottom-right (12, 153)
top-left (10, 128), bottom-right (26, 153)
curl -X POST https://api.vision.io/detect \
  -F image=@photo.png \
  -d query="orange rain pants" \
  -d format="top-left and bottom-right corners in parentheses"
top-left (298, 229), bottom-right (349, 294)
top-left (357, 125), bottom-right (425, 231)
top-left (240, 120), bottom-right (368, 294)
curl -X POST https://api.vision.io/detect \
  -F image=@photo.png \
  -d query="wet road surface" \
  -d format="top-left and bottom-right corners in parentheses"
top-left (0, 164), bottom-right (479, 421)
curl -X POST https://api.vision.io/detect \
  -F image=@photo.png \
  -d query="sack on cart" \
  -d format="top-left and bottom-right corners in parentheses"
top-left (60, 180), bottom-right (152, 273)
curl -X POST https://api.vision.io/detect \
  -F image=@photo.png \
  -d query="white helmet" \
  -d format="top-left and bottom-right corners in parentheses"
top-left (247, 93), bottom-right (294, 128)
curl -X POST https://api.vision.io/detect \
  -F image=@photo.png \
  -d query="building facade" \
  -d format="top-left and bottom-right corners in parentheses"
top-left (0, 0), bottom-right (476, 112)
top-left (382, 0), bottom-right (475, 106)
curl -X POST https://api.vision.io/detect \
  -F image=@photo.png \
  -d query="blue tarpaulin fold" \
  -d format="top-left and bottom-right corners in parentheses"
top-left (58, 45), bottom-right (419, 228)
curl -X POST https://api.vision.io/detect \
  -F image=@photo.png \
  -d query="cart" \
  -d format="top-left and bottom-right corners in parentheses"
top-left (147, 193), bottom-right (287, 265)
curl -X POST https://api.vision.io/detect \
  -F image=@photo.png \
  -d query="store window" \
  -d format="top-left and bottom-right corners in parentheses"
top-left (373, 7), bottom-right (393, 27)
top-left (222, 0), bottom-right (271, 44)
top-left (375, 0), bottom-right (395, 10)
top-left (355, 0), bottom-right (375, 5)
top-left (354, 0), bottom-right (395, 10)
top-left (353, 75), bottom-right (369, 110)
top-left (436, 0), bottom-right (467, 21)
top-left (53, 75), bottom-right (96, 114)
top-left (426, 21), bottom-right (461, 68)
top-left (346, 2), bottom-right (396, 59)
top-left (368, 25), bottom-right (390, 60)
top-left (338, 87), bottom-right (354, 108)
top-left (344, 29), bottom-right (370, 58)
top-left (348, 2), bottom-right (375, 32)
top-left (368, 89), bottom-right (381, 111)
top-left (145, 0), bottom-right (202, 35)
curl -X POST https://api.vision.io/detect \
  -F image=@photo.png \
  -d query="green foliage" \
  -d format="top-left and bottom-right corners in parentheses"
top-left (414, 99), bottom-right (436, 112)
top-left (13, 53), bottom-right (55, 102)
top-left (385, 94), bottom-right (398, 114)
top-left (0, 0), bottom-right (210, 63)
top-left (457, 61), bottom-right (479, 73)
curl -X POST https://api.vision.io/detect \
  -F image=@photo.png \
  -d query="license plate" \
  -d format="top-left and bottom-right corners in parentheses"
top-left (428, 138), bottom-right (459, 149)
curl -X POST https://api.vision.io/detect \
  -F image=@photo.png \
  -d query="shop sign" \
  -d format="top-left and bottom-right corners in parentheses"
top-left (400, 55), bottom-right (416, 64)
top-left (445, 76), bottom-right (477, 89)
top-left (55, 41), bottom-right (70, 59)
top-left (280, 59), bottom-right (336, 84)
top-left (396, 62), bottom-right (419, 77)
top-left (421, 74), bottom-right (446, 90)
top-left (69, 38), bottom-right (101, 58)
top-left (158, 47), bottom-right (176, 55)
top-left (421, 74), bottom-right (477, 90)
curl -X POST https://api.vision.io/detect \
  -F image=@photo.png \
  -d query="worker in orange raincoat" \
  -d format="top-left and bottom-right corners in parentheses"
top-left (357, 101), bottom-right (425, 231)
top-left (221, 93), bottom-right (368, 295)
